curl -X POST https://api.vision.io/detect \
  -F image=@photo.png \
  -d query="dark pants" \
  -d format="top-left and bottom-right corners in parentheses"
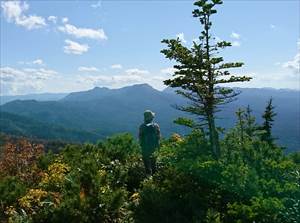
top-left (142, 154), bottom-right (156, 175)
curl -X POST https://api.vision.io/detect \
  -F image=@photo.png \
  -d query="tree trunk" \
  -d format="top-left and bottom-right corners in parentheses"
top-left (207, 113), bottom-right (220, 159)
top-left (204, 14), bottom-right (220, 159)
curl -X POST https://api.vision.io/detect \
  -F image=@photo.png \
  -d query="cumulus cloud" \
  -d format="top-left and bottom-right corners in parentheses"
top-left (1, 1), bottom-right (46, 30)
top-left (0, 67), bottom-right (57, 95)
top-left (125, 68), bottom-right (149, 75)
top-left (62, 17), bottom-right (69, 23)
top-left (47, 15), bottom-right (57, 23)
top-left (282, 53), bottom-right (300, 74)
top-left (76, 72), bottom-right (157, 90)
top-left (58, 23), bottom-right (107, 40)
top-left (77, 74), bottom-right (142, 87)
top-left (222, 71), bottom-right (299, 90)
top-left (231, 41), bottom-right (241, 47)
top-left (176, 33), bottom-right (187, 44)
top-left (76, 65), bottom-right (170, 90)
top-left (78, 66), bottom-right (99, 72)
top-left (230, 32), bottom-right (240, 39)
top-left (18, 58), bottom-right (44, 66)
top-left (32, 59), bottom-right (44, 65)
top-left (160, 67), bottom-right (176, 75)
top-left (76, 67), bottom-right (153, 89)
top-left (229, 32), bottom-right (241, 47)
top-left (22, 68), bottom-right (57, 79)
top-left (63, 39), bottom-right (89, 55)
top-left (76, 71), bottom-right (169, 90)
top-left (91, 1), bottom-right (102, 8)
top-left (16, 15), bottom-right (46, 30)
top-left (111, 64), bottom-right (122, 69)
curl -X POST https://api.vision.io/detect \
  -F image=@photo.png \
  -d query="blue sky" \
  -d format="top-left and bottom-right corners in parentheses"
top-left (1, 0), bottom-right (299, 95)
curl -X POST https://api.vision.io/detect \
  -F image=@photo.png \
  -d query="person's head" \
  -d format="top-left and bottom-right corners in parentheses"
top-left (144, 110), bottom-right (155, 123)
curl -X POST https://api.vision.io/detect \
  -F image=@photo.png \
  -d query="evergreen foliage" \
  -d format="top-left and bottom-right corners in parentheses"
top-left (261, 98), bottom-right (277, 145)
top-left (0, 127), bottom-right (299, 222)
top-left (0, 112), bottom-right (101, 143)
top-left (161, 0), bottom-right (252, 158)
top-left (0, 1), bottom-right (298, 222)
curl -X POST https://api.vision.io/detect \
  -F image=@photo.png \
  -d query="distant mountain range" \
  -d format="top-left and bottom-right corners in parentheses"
top-left (0, 93), bottom-right (68, 105)
top-left (0, 112), bottom-right (101, 143)
top-left (0, 84), bottom-right (299, 152)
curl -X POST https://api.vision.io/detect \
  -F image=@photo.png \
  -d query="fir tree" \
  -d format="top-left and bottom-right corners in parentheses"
top-left (261, 98), bottom-right (276, 145)
top-left (236, 108), bottom-right (246, 144)
top-left (161, 0), bottom-right (251, 158)
top-left (244, 105), bottom-right (257, 137)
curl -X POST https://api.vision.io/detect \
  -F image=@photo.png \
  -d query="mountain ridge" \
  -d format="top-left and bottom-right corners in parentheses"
top-left (0, 111), bottom-right (102, 143)
top-left (1, 84), bottom-right (299, 152)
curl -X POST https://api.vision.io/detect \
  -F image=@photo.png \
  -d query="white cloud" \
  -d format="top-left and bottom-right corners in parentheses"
top-left (58, 23), bottom-right (107, 40)
top-left (91, 1), bottom-right (102, 8)
top-left (76, 70), bottom-right (169, 90)
top-left (16, 15), bottom-right (46, 30)
top-left (62, 17), bottom-right (69, 23)
top-left (76, 72), bottom-right (160, 90)
top-left (125, 68), bottom-right (149, 75)
top-left (225, 71), bottom-right (299, 90)
top-left (47, 15), bottom-right (57, 23)
top-left (78, 66), bottom-right (99, 72)
top-left (1, 1), bottom-right (26, 20)
top-left (0, 65), bottom-right (172, 94)
top-left (176, 33), bottom-right (187, 44)
top-left (229, 32), bottom-right (241, 47)
top-left (63, 39), bottom-right (89, 55)
top-left (1, 1), bottom-right (46, 30)
top-left (18, 58), bottom-right (44, 66)
top-left (0, 67), bottom-right (57, 95)
top-left (282, 53), bottom-right (300, 74)
top-left (230, 32), bottom-right (240, 39)
top-left (270, 24), bottom-right (276, 29)
top-left (160, 67), bottom-right (176, 75)
top-left (76, 67), bottom-right (168, 90)
top-left (77, 74), bottom-right (142, 87)
top-left (32, 59), bottom-right (44, 65)
top-left (232, 41), bottom-right (241, 47)
top-left (22, 68), bottom-right (57, 79)
top-left (111, 64), bottom-right (123, 69)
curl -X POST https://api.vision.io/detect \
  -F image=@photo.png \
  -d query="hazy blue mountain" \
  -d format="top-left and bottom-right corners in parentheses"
top-left (1, 84), bottom-right (185, 138)
top-left (164, 87), bottom-right (300, 152)
top-left (1, 84), bottom-right (299, 152)
top-left (225, 88), bottom-right (300, 151)
top-left (0, 92), bottom-right (68, 105)
top-left (0, 112), bottom-right (101, 143)
top-left (61, 87), bottom-right (111, 101)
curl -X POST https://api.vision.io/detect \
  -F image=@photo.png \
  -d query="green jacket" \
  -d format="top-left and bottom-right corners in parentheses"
top-left (139, 122), bottom-right (160, 156)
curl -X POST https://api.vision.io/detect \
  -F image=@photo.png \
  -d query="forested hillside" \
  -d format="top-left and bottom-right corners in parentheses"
top-left (1, 85), bottom-right (299, 152)
top-left (1, 131), bottom-right (299, 222)
top-left (0, 112), bottom-right (101, 143)
top-left (0, 0), bottom-right (299, 222)
top-left (0, 93), bottom-right (67, 105)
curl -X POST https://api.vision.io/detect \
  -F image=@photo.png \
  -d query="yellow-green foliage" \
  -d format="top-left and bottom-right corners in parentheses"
top-left (19, 189), bottom-right (48, 212)
top-left (0, 131), bottom-right (299, 223)
top-left (39, 161), bottom-right (70, 190)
